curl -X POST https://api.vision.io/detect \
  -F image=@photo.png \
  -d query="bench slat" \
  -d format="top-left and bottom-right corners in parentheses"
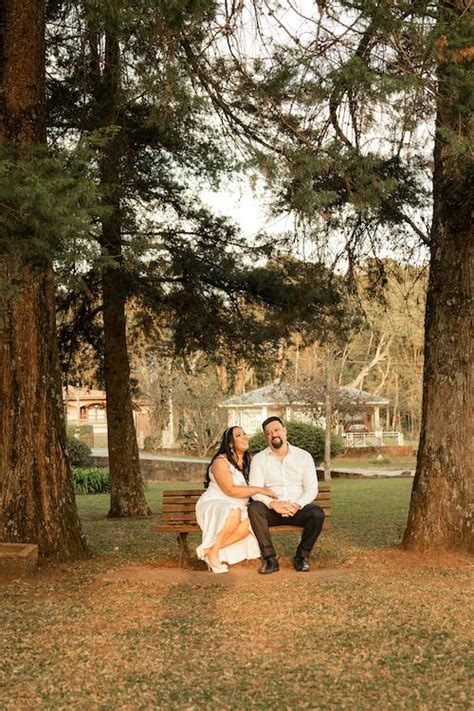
top-left (163, 495), bottom-right (330, 506)
top-left (162, 504), bottom-right (202, 512)
top-left (162, 497), bottom-right (201, 505)
top-left (161, 513), bottom-right (199, 522)
top-left (164, 492), bottom-right (331, 502)
top-left (152, 521), bottom-right (331, 533)
top-left (162, 501), bottom-right (332, 513)
top-left (163, 484), bottom-right (331, 498)
top-left (161, 508), bottom-right (331, 523)
top-left (152, 524), bottom-right (200, 533)
top-left (163, 489), bottom-right (204, 498)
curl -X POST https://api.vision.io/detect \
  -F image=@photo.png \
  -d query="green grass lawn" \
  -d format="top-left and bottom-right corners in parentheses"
top-left (75, 479), bottom-right (415, 563)
top-left (332, 455), bottom-right (416, 470)
top-left (0, 480), bottom-right (471, 710)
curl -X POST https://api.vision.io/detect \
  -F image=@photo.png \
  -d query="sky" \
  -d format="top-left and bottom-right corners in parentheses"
top-left (200, 177), bottom-right (294, 240)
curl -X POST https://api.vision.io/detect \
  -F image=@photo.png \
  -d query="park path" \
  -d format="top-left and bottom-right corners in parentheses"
top-left (91, 448), bottom-right (415, 477)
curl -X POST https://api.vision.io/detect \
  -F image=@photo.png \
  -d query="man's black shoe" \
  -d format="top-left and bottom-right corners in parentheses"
top-left (293, 556), bottom-right (310, 572)
top-left (259, 557), bottom-right (279, 574)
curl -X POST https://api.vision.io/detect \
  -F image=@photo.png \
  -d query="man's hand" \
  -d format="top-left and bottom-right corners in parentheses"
top-left (285, 502), bottom-right (301, 516)
top-left (269, 501), bottom-right (300, 517)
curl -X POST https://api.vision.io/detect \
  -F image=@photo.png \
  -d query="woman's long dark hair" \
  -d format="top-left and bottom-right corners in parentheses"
top-left (204, 426), bottom-right (251, 488)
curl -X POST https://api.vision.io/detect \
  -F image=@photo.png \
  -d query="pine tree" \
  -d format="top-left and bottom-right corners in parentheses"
top-left (0, 0), bottom-right (88, 559)
top-left (402, 1), bottom-right (472, 550)
top-left (49, 1), bottom-right (353, 518)
top-left (48, 1), bottom-right (226, 517)
top-left (198, 1), bottom-right (473, 550)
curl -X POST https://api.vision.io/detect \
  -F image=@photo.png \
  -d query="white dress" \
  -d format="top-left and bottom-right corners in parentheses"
top-left (195, 459), bottom-right (261, 565)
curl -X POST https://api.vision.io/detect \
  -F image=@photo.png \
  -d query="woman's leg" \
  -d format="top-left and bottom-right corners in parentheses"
top-left (205, 508), bottom-right (241, 566)
top-left (218, 518), bottom-right (252, 550)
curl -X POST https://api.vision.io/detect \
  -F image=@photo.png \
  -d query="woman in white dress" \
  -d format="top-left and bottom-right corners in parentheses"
top-left (196, 426), bottom-right (277, 573)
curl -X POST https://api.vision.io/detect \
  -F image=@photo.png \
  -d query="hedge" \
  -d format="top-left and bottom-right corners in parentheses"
top-left (249, 420), bottom-right (344, 464)
top-left (67, 436), bottom-right (92, 467)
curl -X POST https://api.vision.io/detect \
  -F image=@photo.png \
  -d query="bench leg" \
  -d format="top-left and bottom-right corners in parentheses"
top-left (177, 532), bottom-right (190, 567)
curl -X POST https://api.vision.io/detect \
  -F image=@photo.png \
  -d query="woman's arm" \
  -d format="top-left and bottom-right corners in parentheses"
top-left (212, 457), bottom-right (277, 499)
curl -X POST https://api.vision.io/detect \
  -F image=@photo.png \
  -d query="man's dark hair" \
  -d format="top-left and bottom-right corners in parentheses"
top-left (262, 416), bottom-right (284, 431)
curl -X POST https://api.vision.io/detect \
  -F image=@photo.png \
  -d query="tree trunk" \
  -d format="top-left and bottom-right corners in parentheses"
top-left (323, 343), bottom-right (332, 482)
top-left (102, 260), bottom-right (150, 517)
top-left (403, 4), bottom-right (473, 552)
top-left (98, 30), bottom-right (150, 517)
top-left (0, 0), bottom-right (88, 559)
top-left (391, 372), bottom-right (399, 430)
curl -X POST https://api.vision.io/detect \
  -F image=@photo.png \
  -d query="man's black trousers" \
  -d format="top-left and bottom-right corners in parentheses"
top-left (248, 500), bottom-right (325, 560)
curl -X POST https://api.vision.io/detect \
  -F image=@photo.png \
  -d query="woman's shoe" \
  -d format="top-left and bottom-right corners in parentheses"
top-left (204, 556), bottom-right (229, 574)
top-left (197, 546), bottom-right (228, 571)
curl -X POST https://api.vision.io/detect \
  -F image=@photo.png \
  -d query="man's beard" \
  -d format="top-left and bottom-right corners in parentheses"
top-left (272, 437), bottom-right (284, 449)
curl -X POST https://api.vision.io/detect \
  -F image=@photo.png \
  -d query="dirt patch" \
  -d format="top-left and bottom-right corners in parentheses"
top-left (1, 545), bottom-right (471, 710)
top-left (352, 546), bottom-right (473, 573)
top-left (99, 562), bottom-right (354, 587)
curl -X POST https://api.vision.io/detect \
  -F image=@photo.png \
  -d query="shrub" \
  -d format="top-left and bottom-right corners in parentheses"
top-left (72, 467), bottom-right (109, 495)
top-left (249, 420), bottom-right (344, 465)
top-left (372, 453), bottom-right (392, 464)
top-left (78, 424), bottom-right (94, 447)
top-left (66, 424), bottom-right (94, 447)
top-left (67, 436), bottom-right (92, 467)
top-left (66, 425), bottom-right (76, 439)
top-left (144, 435), bottom-right (160, 452)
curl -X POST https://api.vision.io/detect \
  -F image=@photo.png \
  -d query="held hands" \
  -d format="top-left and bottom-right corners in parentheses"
top-left (269, 500), bottom-right (301, 517)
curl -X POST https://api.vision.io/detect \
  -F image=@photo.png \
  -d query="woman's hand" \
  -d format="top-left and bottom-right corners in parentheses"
top-left (261, 487), bottom-right (278, 498)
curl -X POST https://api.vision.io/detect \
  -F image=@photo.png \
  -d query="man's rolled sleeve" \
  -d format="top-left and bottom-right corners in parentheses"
top-left (294, 452), bottom-right (318, 508)
top-left (249, 454), bottom-right (273, 508)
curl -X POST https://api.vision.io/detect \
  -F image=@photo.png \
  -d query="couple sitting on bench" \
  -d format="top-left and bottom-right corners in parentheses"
top-left (195, 417), bottom-right (325, 574)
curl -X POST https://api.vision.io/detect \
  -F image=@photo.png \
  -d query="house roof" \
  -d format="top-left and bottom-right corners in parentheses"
top-left (219, 383), bottom-right (390, 408)
top-left (63, 386), bottom-right (149, 411)
top-left (64, 386), bottom-right (107, 402)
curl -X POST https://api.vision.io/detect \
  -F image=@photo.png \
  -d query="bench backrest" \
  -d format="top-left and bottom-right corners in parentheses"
top-left (160, 484), bottom-right (331, 528)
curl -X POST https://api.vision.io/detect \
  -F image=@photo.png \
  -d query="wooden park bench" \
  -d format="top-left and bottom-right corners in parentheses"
top-left (152, 484), bottom-right (331, 565)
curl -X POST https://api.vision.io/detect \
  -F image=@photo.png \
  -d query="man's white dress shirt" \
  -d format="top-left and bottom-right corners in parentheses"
top-left (249, 443), bottom-right (318, 509)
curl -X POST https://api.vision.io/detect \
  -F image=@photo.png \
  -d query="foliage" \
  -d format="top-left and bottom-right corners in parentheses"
top-left (50, 1), bottom-right (357, 387)
top-left (193, 2), bottom-right (448, 258)
top-left (143, 435), bottom-right (160, 452)
top-left (72, 467), bottom-right (109, 495)
top-left (173, 365), bottom-right (226, 456)
top-left (249, 420), bottom-right (344, 464)
top-left (261, 259), bottom-right (426, 438)
top-left (67, 424), bottom-right (95, 447)
top-left (66, 436), bottom-right (92, 467)
top-left (0, 142), bottom-right (102, 265)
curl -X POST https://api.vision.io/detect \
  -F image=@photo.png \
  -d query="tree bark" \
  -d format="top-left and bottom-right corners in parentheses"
top-left (323, 343), bottom-right (333, 482)
top-left (98, 30), bottom-right (150, 517)
top-left (403, 3), bottom-right (473, 552)
top-left (0, 0), bottom-right (88, 559)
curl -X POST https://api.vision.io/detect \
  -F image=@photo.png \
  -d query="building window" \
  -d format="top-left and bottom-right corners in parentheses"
top-left (234, 410), bottom-right (260, 434)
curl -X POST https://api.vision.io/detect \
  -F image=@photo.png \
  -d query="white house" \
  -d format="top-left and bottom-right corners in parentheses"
top-left (219, 383), bottom-right (403, 447)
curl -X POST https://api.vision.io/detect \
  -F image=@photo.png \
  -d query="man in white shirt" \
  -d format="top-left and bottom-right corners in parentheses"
top-left (248, 416), bottom-right (325, 574)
